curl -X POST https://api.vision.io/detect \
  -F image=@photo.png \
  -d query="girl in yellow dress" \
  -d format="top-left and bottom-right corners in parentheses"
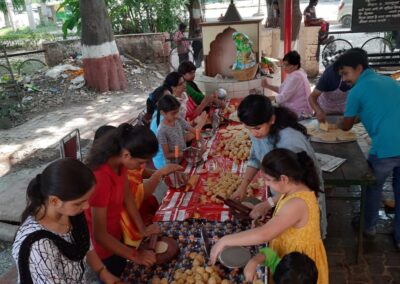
top-left (210, 148), bottom-right (328, 284)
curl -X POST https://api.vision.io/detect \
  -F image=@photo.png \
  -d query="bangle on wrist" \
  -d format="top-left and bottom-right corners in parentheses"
top-left (267, 197), bottom-right (275, 208)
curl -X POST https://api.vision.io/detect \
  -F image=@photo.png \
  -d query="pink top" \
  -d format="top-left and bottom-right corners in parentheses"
top-left (173, 31), bottom-right (189, 54)
top-left (277, 69), bottom-right (313, 118)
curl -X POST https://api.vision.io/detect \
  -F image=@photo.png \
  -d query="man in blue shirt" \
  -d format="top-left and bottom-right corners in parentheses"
top-left (334, 48), bottom-right (400, 250)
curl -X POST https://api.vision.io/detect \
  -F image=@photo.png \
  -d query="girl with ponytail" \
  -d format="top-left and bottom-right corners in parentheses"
top-left (210, 149), bottom-right (328, 284)
top-left (85, 123), bottom-right (181, 277)
top-left (12, 158), bottom-right (120, 283)
top-left (231, 94), bottom-right (327, 239)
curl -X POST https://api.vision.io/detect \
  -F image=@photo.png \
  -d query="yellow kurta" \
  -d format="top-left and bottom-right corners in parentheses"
top-left (270, 191), bottom-right (329, 284)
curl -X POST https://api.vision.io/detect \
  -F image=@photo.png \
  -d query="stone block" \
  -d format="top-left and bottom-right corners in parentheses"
top-left (231, 90), bottom-right (249, 98)
top-left (233, 81), bottom-right (249, 92)
top-left (249, 78), bottom-right (262, 89)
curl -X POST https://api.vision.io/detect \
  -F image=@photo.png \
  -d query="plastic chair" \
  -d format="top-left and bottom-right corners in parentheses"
top-left (59, 129), bottom-right (82, 160)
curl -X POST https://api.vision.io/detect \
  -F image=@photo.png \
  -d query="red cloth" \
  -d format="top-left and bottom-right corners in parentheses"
top-left (185, 95), bottom-right (198, 121)
top-left (321, 21), bottom-right (328, 33)
top-left (139, 195), bottom-right (159, 225)
top-left (85, 163), bottom-right (127, 259)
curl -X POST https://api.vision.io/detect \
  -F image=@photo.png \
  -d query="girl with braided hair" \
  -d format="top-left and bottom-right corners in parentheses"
top-left (12, 158), bottom-right (120, 283)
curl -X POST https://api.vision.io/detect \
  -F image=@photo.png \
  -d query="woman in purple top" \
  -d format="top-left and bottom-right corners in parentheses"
top-left (262, 51), bottom-right (312, 119)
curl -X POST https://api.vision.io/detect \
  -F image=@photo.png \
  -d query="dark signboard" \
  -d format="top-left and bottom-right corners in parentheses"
top-left (351, 0), bottom-right (400, 32)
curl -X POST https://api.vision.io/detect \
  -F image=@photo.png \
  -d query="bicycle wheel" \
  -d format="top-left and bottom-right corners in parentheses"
top-left (0, 64), bottom-right (12, 83)
top-left (321, 39), bottom-right (353, 67)
top-left (169, 48), bottom-right (194, 71)
top-left (18, 59), bottom-right (47, 76)
top-left (361, 37), bottom-right (394, 54)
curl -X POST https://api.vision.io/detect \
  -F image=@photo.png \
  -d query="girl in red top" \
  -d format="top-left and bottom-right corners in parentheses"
top-left (85, 124), bottom-right (169, 277)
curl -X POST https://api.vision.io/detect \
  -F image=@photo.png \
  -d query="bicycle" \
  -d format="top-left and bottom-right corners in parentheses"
top-left (321, 38), bottom-right (353, 68)
top-left (0, 45), bottom-right (47, 121)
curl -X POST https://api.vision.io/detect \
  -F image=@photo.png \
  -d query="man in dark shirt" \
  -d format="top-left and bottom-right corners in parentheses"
top-left (309, 64), bottom-right (352, 122)
top-left (192, 29), bottom-right (203, 68)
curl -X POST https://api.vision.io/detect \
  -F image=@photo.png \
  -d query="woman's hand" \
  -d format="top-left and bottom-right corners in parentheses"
top-left (129, 249), bottom-right (156, 267)
top-left (261, 78), bottom-right (270, 89)
top-left (315, 110), bottom-right (326, 123)
top-left (244, 254), bottom-right (265, 283)
top-left (160, 164), bottom-right (183, 177)
top-left (249, 201), bottom-right (271, 220)
top-left (230, 184), bottom-right (247, 201)
top-left (210, 237), bottom-right (227, 265)
top-left (143, 223), bottom-right (161, 237)
top-left (195, 111), bottom-right (208, 126)
top-left (203, 94), bottom-right (214, 106)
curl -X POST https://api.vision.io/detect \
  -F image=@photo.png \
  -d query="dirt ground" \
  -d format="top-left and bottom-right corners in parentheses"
top-left (0, 54), bottom-right (169, 176)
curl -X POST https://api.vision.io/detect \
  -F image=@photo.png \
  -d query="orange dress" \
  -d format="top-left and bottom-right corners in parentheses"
top-left (121, 169), bottom-right (160, 247)
top-left (270, 191), bottom-right (329, 284)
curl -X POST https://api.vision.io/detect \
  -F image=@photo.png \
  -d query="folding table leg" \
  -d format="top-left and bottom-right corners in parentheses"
top-left (357, 185), bottom-right (366, 263)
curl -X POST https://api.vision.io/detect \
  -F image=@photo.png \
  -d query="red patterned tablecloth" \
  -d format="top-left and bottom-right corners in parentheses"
top-left (154, 101), bottom-right (267, 222)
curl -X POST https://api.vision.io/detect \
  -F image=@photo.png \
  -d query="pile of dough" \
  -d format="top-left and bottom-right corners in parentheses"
top-left (170, 253), bottom-right (230, 284)
top-left (216, 125), bottom-right (252, 161)
top-left (203, 172), bottom-right (244, 204)
top-left (155, 241), bottom-right (168, 254)
top-left (307, 126), bottom-right (357, 142)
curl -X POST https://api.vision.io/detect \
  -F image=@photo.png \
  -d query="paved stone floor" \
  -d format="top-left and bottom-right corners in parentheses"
top-left (325, 186), bottom-right (400, 284)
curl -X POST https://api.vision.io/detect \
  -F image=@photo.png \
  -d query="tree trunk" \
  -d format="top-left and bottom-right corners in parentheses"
top-left (40, 2), bottom-right (48, 25)
top-left (265, 0), bottom-right (273, 28)
top-left (25, 0), bottom-right (36, 30)
top-left (187, 0), bottom-right (202, 38)
top-left (5, 0), bottom-right (16, 31)
top-left (4, 10), bottom-right (11, 27)
top-left (80, 0), bottom-right (127, 92)
top-left (279, 0), bottom-right (302, 43)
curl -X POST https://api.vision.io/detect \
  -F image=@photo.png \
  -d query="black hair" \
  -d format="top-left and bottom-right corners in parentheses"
top-left (178, 61), bottom-right (197, 75)
top-left (333, 48), bottom-right (369, 72)
top-left (274, 252), bottom-right (318, 284)
top-left (237, 95), bottom-right (307, 147)
top-left (146, 85), bottom-right (170, 118)
top-left (86, 123), bottom-right (159, 169)
top-left (283, 50), bottom-right (301, 69)
top-left (94, 125), bottom-right (116, 141)
top-left (164, 72), bottom-right (183, 92)
top-left (261, 148), bottom-right (321, 196)
top-left (178, 22), bottom-right (187, 32)
top-left (21, 158), bottom-right (95, 223)
top-left (309, 0), bottom-right (318, 6)
top-left (156, 94), bottom-right (181, 126)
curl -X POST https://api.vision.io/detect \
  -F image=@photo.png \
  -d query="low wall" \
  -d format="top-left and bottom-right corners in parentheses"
top-left (298, 25), bottom-right (320, 78)
top-left (42, 32), bottom-right (171, 67)
top-left (260, 27), bottom-right (281, 59)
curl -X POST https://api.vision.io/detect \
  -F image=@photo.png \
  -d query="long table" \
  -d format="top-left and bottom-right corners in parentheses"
top-left (153, 123), bottom-right (266, 222)
top-left (312, 141), bottom-right (375, 263)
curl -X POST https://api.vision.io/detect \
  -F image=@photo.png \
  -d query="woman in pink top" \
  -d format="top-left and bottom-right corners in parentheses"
top-left (262, 51), bottom-right (312, 119)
